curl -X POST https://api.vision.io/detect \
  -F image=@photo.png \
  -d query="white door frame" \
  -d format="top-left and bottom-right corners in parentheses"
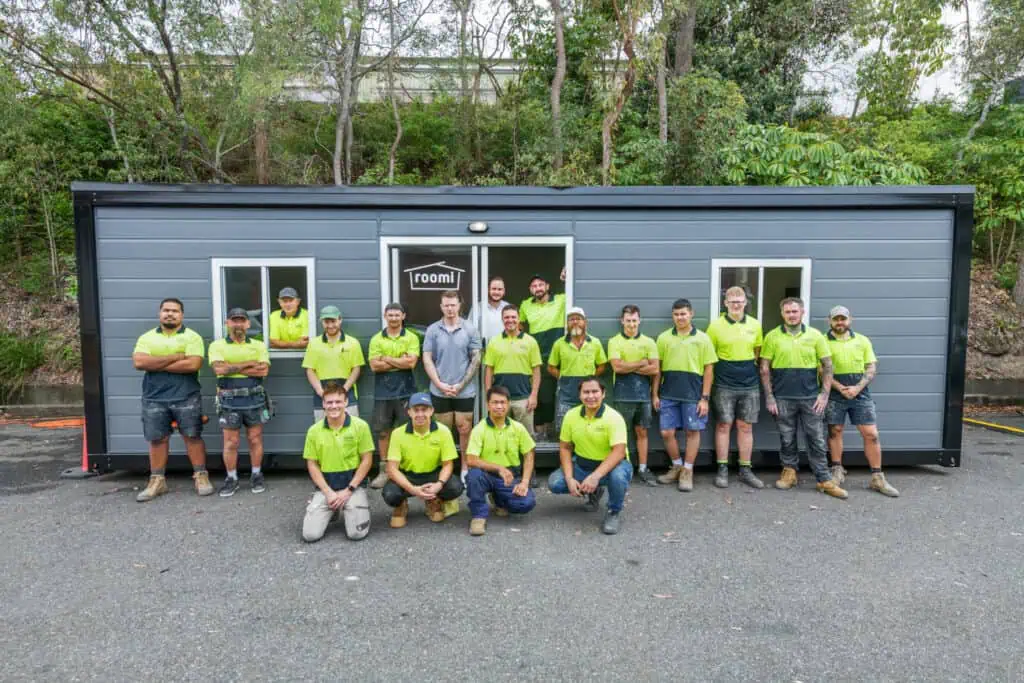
top-left (709, 258), bottom-right (812, 325)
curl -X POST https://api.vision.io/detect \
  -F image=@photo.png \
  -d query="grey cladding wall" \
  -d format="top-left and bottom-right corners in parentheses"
top-left (96, 205), bottom-right (951, 455)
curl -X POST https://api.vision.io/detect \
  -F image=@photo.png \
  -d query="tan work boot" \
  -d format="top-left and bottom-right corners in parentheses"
top-left (487, 493), bottom-right (509, 517)
top-left (469, 518), bottom-right (487, 536)
top-left (443, 499), bottom-right (460, 518)
top-left (389, 500), bottom-right (409, 528)
top-left (870, 473), bottom-right (900, 497)
top-left (369, 468), bottom-right (389, 489)
top-left (830, 463), bottom-right (847, 486)
top-left (678, 467), bottom-right (694, 492)
top-left (193, 471), bottom-right (214, 496)
top-left (425, 499), bottom-right (445, 522)
top-left (658, 465), bottom-right (682, 485)
top-left (817, 480), bottom-right (849, 499)
top-left (136, 475), bottom-right (168, 502)
top-left (775, 467), bottom-right (798, 490)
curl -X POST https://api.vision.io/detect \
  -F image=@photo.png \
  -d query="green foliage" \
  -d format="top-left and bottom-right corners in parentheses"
top-left (0, 332), bottom-right (46, 401)
top-left (664, 71), bottom-right (747, 185)
top-left (995, 261), bottom-right (1018, 291)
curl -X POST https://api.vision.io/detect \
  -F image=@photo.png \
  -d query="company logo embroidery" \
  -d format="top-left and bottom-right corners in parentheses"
top-left (404, 261), bottom-right (466, 291)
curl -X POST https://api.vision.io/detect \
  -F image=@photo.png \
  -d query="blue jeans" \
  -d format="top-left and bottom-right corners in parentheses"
top-left (466, 468), bottom-right (537, 519)
top-left (548, 457), bottom-right (633, 513)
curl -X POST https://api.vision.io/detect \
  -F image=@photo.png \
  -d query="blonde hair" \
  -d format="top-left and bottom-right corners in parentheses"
top-left (724, 286), bottom-right (746, 300)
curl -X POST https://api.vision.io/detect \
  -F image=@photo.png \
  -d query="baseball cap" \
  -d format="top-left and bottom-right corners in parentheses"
top-left (409, 392), bottom-right (433, 408)
top-left (829, 305), bottom-right (851, 319)
top-left (226, 307), bottom-right (249, 320)
top-left (529, 273), bottom-right (548, 285)
top-left (319, 305), bottom-right (342, 320)
top-left (567, 306), bottom-right (587, 319)
top-left (278, 287), bottom-right (299, 299)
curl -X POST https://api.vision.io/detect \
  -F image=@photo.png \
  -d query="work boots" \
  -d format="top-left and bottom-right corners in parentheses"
top-left (678, 467), bottom-right (694, 492)
top-left (369, 467), bottom-right (389, 489)
top-left (775, 467), bottom-right (798, 490)
top-left (193, 471), bottom-right (214, 496)
top-left (817, 480), bottom-right (849, 499)
top-left (714, 464), bottom-right (729, 488)
top-left (425, 499), bottom-right (445, 523)
top-left (830, 463), bottom-right (848, 486)
top-left (658, 465), bottom-right (682, 485)
top-left (443, 499), bottom-right (460, 518)
top-left (469, 518), bottom-right (487, 536)
top-left (389, 500), bottom-right (409, 528)
top-left (870, 473), bottom-right (900, 497)
top-left (136, 475), bottom-right (168, 502)
top-left (737, 467), bottom-right (764, 489)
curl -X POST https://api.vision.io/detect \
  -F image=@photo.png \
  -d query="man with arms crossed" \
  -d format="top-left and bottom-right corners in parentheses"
top-left (825, 305), bottom-right (899, 497)
top-left (368, 303), bottom-right (420, 489)
top-left (301, 383), bottom-right (374, 542)
top-left (465, 385), bottom-right (537, 536)
top-left (705, 286), bottom-right (765, 489)
top-left (606, 305), bottom-right (660, 486)
top-left (760, 297), bottom-right (847, 499)
top-left (208, 307), bottom-right (271, 496)
top-left (303, 305), bottom-right (364, 421)
top-left (132, 298), bottom-right (213, 502)
top-left (268, 286), bottom-right (310, 350)
top-left (382, 393), bottom-right (465, 528)
top-left (654, 299), bottom-right (717, 492)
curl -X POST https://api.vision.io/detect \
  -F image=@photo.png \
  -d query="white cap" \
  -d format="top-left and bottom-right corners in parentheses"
top-left (567, 306), bottom-right (587, 319)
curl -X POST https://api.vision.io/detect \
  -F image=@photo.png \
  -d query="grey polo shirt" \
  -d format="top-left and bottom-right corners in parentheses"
top-left (423, 318), bottom-right (482, 399)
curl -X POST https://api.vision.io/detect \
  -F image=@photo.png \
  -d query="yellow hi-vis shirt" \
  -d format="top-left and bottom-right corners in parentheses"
top-left (705, 313), bottom-right (762, 390)
top-left (559, 403), bottom-right (629, 463)
top-left (466, 417), bottom-right (536, 468)
top-left (483, 331), bottom-right (542, 400)
top-left (302, 331), bottom-right (365, 400)
top-left (387, 420), bottom-right (458, 473)
top-left (826, 330), bottom-right (877, 400)
top-left (269, 308), bottom-right (310, 343)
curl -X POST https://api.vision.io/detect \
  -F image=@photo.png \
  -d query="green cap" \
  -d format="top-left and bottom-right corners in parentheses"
top-left (319, 305), bottom-right (342, 320)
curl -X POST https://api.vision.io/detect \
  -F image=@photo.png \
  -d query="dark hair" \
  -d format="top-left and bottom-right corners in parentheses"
top-left (486, 385), bottom-right (511, 401)
top-left (671, 298), bottom-right (692, 312)
top-left (321, 381), bottom-right (348, 400)
top-left (489, 276), bottom-right (505, 287)
top-left (780, 297), bottom-right (804, 309)
top-left (501, 304), bottom-right (519, 316)
top-left (621, 304), bottom-right (640, 317)
top-left (440, 290), bottom-right (461, 302)
top-left (384, 302), bottom-right (405, 314)
top-left (159, 298), bottom-right (184, 312)
top-left (577, 376), bottom-right (605, 395)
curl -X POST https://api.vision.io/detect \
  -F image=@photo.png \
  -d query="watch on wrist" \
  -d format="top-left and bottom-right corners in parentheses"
top-left (347, 484), bottom-right (357, 492)
top-left (701, 394), bottom-right (710, 401)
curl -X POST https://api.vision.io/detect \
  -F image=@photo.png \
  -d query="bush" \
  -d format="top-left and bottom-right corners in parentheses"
top-left (0, 332), bottom-right (46, 402)
top-left (995, 261), bottom-right (1018, 291)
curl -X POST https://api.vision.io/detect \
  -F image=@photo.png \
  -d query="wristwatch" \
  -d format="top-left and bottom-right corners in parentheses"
top-left (701, 394), bottom-right (711, 401)
top-left (347, 484), bottom-right (357, 492)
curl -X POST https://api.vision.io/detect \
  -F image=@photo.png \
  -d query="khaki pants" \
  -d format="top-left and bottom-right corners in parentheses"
top-left (302, 488), bottom-right (370, 542)
top-left (313, 405), bottom-right (359, 422)
top-left (510, 399), bottom-right (535, 436)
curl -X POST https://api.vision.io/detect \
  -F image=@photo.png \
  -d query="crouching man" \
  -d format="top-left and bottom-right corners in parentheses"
top-left (382, 393), bottom-right (465, 528)
top-left (465, 385), bottom-right (537, 536)
top-left (301, 383), bottom-right (373, 542)
top-left (548, 377), bottom-right (632, 535)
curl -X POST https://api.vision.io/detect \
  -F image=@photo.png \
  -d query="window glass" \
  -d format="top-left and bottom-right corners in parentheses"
top-left (268, 266), bottom-right (309, 313)
top-left (222, 266), bottom-right (264, 341)
top-left (762, 267), bottom-right (803, 331)
top-left (719, 266), bottom-right (759, 318)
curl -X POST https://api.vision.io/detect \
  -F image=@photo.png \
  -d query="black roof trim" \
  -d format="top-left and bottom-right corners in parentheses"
top-left (71, 182), bottom-right (975, 210)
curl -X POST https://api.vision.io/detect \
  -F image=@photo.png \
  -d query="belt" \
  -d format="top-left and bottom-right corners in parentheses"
top-left (217, 386), bottom-right (265, 398)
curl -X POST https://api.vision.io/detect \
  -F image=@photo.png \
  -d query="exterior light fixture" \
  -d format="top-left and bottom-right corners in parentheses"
top-left (468, 221), bottom-right (488, 233)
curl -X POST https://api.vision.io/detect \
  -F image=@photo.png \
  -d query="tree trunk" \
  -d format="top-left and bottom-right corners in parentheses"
top-left (1014, 255), bottom-right (1024, 309)
top-left (103, 107), bottom-right (135, 182)
top-left (387, 0), bottom-right (402, 184)
top-left (550, 0), bottom-right (567, 170)
top-left (601, 0), bottom-right (637, 186)
top-left (254, 113), bottom-right (270, 184)
top-left (673, 0), bottom-right (697, 77)
top-left (656, 46), bottom-right (668, 143)
top-left (334, 36), bottom-right (357, 186)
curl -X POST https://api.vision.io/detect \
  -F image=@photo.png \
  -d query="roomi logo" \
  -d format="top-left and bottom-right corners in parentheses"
top-left (404, 261), bottom-right (466, 291)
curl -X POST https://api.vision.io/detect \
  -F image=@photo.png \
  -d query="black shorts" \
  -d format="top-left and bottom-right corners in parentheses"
top-left (432, 396), bottom-right (475, 414)
top-left (373, 398), bottom-right (409, 433)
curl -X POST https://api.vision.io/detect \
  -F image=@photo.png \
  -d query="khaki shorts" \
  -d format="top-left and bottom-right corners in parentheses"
top-left (509, 398), bottom-right (535, 436)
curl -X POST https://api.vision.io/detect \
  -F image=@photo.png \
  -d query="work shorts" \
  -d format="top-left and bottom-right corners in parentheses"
top-left (826, 396), bottom-right (877, 426)
top-left (431, 396), bottom-right (475, 414)
top-left (712, 386), bottom-right (760, 424)
top-left (373, 398), bottom-right (409, 433)
top-left (659, 398), bottom-right (708, 432)
top-left (142, 394), bottom-right (203, 442)
top-left (615, 401), bottom-right (652, 429)
top-left (219, 405), bottom-right (269, 430)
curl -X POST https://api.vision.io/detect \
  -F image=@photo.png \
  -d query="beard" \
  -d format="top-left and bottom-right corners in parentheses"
top-left (570, 325), bottom-right (584, 336)
top-left (160, 321), bottom-right (177, 330)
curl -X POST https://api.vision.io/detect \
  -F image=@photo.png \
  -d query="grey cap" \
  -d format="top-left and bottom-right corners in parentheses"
top-left (278, 287), bottom-right (299, 299)
top-left (226, 307), bottom-right (248, 320)
top-left (829, 305), bottom-right (851, 319)
top-left (567, 306), bottom-right (587, 319)
top-left (319, 305), bottom-right (342, 320)
top-left (409, 392), bottom-right (433, 408)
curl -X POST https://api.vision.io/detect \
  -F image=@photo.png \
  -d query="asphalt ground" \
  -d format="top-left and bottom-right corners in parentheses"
top-left (1, 423), bottom-right (1022, 682)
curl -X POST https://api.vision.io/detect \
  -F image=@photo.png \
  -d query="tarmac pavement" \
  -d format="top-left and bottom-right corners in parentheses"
top-left (0, 423), bottom-right (1022, 682)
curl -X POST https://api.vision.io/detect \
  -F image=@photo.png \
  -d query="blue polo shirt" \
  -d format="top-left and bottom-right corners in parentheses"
top-left (133, 326), bottom-right (205, 402)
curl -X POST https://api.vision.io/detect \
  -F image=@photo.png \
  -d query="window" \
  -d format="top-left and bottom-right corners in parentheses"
top-left (710, 259), bottom-right (811, 331)
top-left (211, 258), bottom-right (317, 358)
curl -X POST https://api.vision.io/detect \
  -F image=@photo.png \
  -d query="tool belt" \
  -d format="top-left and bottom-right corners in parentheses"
top-left (216, 386), bottom-right (273, 421)
top-left (216, 386), bottom-right (265, 398)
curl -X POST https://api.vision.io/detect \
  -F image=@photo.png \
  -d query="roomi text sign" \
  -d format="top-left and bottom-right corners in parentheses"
top-left (404, 261), bottom-right (466, 291)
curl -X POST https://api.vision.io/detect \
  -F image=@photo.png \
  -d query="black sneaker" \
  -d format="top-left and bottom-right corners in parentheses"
top-left (584, 486), bottom-right (606, 511)
top-left (637, 469), bottom-right (659, 487)
top-left (218, 476), bottom-right (239, 498)
top-left (601, 510), bottom-right (622, 535)
top-left (250, 472), bottom-right (266, 494)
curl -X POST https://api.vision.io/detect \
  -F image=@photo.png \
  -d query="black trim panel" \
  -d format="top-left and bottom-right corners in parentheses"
top-left (74, 193), bottom-right (107, 455)
top-left (941, 194), bottom-right (973, 466)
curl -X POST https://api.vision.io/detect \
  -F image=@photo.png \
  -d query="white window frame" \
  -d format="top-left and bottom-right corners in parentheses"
top-left (710, 258), bottom-right (812, 325)
top-left (211, 257), bottom-right (317, 359)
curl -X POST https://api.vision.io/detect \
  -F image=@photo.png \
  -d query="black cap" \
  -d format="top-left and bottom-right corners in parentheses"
top-left (226, 307), bottom-right (249, 320)
top-left (529, 273), bottom-right (548, 284)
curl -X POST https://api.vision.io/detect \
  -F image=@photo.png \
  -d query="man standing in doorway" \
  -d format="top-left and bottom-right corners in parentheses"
top-left (705, 286), bottom-right (765, 489)
top-left (606, 305), bottom-right (660, 486)
top-left (423, 290), bottom-right (482, 491)
top-left (825, 305), bottom-right (899, 497)
top-left (368, 303), bottom-right (420, 489)
top-left (469, 276), bottom-right (510, 341)
top-left (269, 287), bottom-right (309, 350)
top-left (654, 299), bottom-right (717, 492)
top-left (520, 268), bottom-right (567, 437)
top-left (548, 307), bottom-right (607, 437)
top-left (208, 307), bottom-right (271, 496)
top-left (131, 298), bottom-right (213, 502)
top-left (483, 305), bottom-right (542, 437)
top-left (303, 305), bottom-right (364, 421)
top-left (760, 297), bottom-right (847, 499)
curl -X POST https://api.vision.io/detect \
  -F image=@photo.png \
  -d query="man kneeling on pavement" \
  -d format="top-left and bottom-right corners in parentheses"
top-left (301, 382), bottom-right (373, 542)
top-left (382, 393), bottom-right (465, 528)
top-left (465, 385), bottom-right (537, 536)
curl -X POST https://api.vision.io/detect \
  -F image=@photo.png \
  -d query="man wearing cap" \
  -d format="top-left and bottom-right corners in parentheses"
top-left (301, 382), bottom-right (374, 542)
top-left (825, 305), bottom-right (899, 497)
top-left (483, 305), bottom-right (542, 436)
top-left (132, 298), bottom-right (213, 502)
top-left (468, 276), bottom-right (511, 341)
top-left (606, 304), bottom-right (660, 486)
top-left (302, 305), bottom-right (365, 423)
top-left (465, 385), bottom-right (537, 536)
top-left (705, 286), bottom-right (765, 489)
top-left (548, 306), bottom-right (607, 437)
top-left (208, 307), bottom-right (272, 496)
top-left (269, 287), bottom-right (310, 350)
top-left (760, 297), bottom-right (847, 499)
top-left (382, 392), bottom-right (465, 528)
top-left (520, 268), bottom-right (567, 437)
top-left (654, 298), bottom-right (717, 492)
top-left (368, 303), bottom-right (420, 489)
